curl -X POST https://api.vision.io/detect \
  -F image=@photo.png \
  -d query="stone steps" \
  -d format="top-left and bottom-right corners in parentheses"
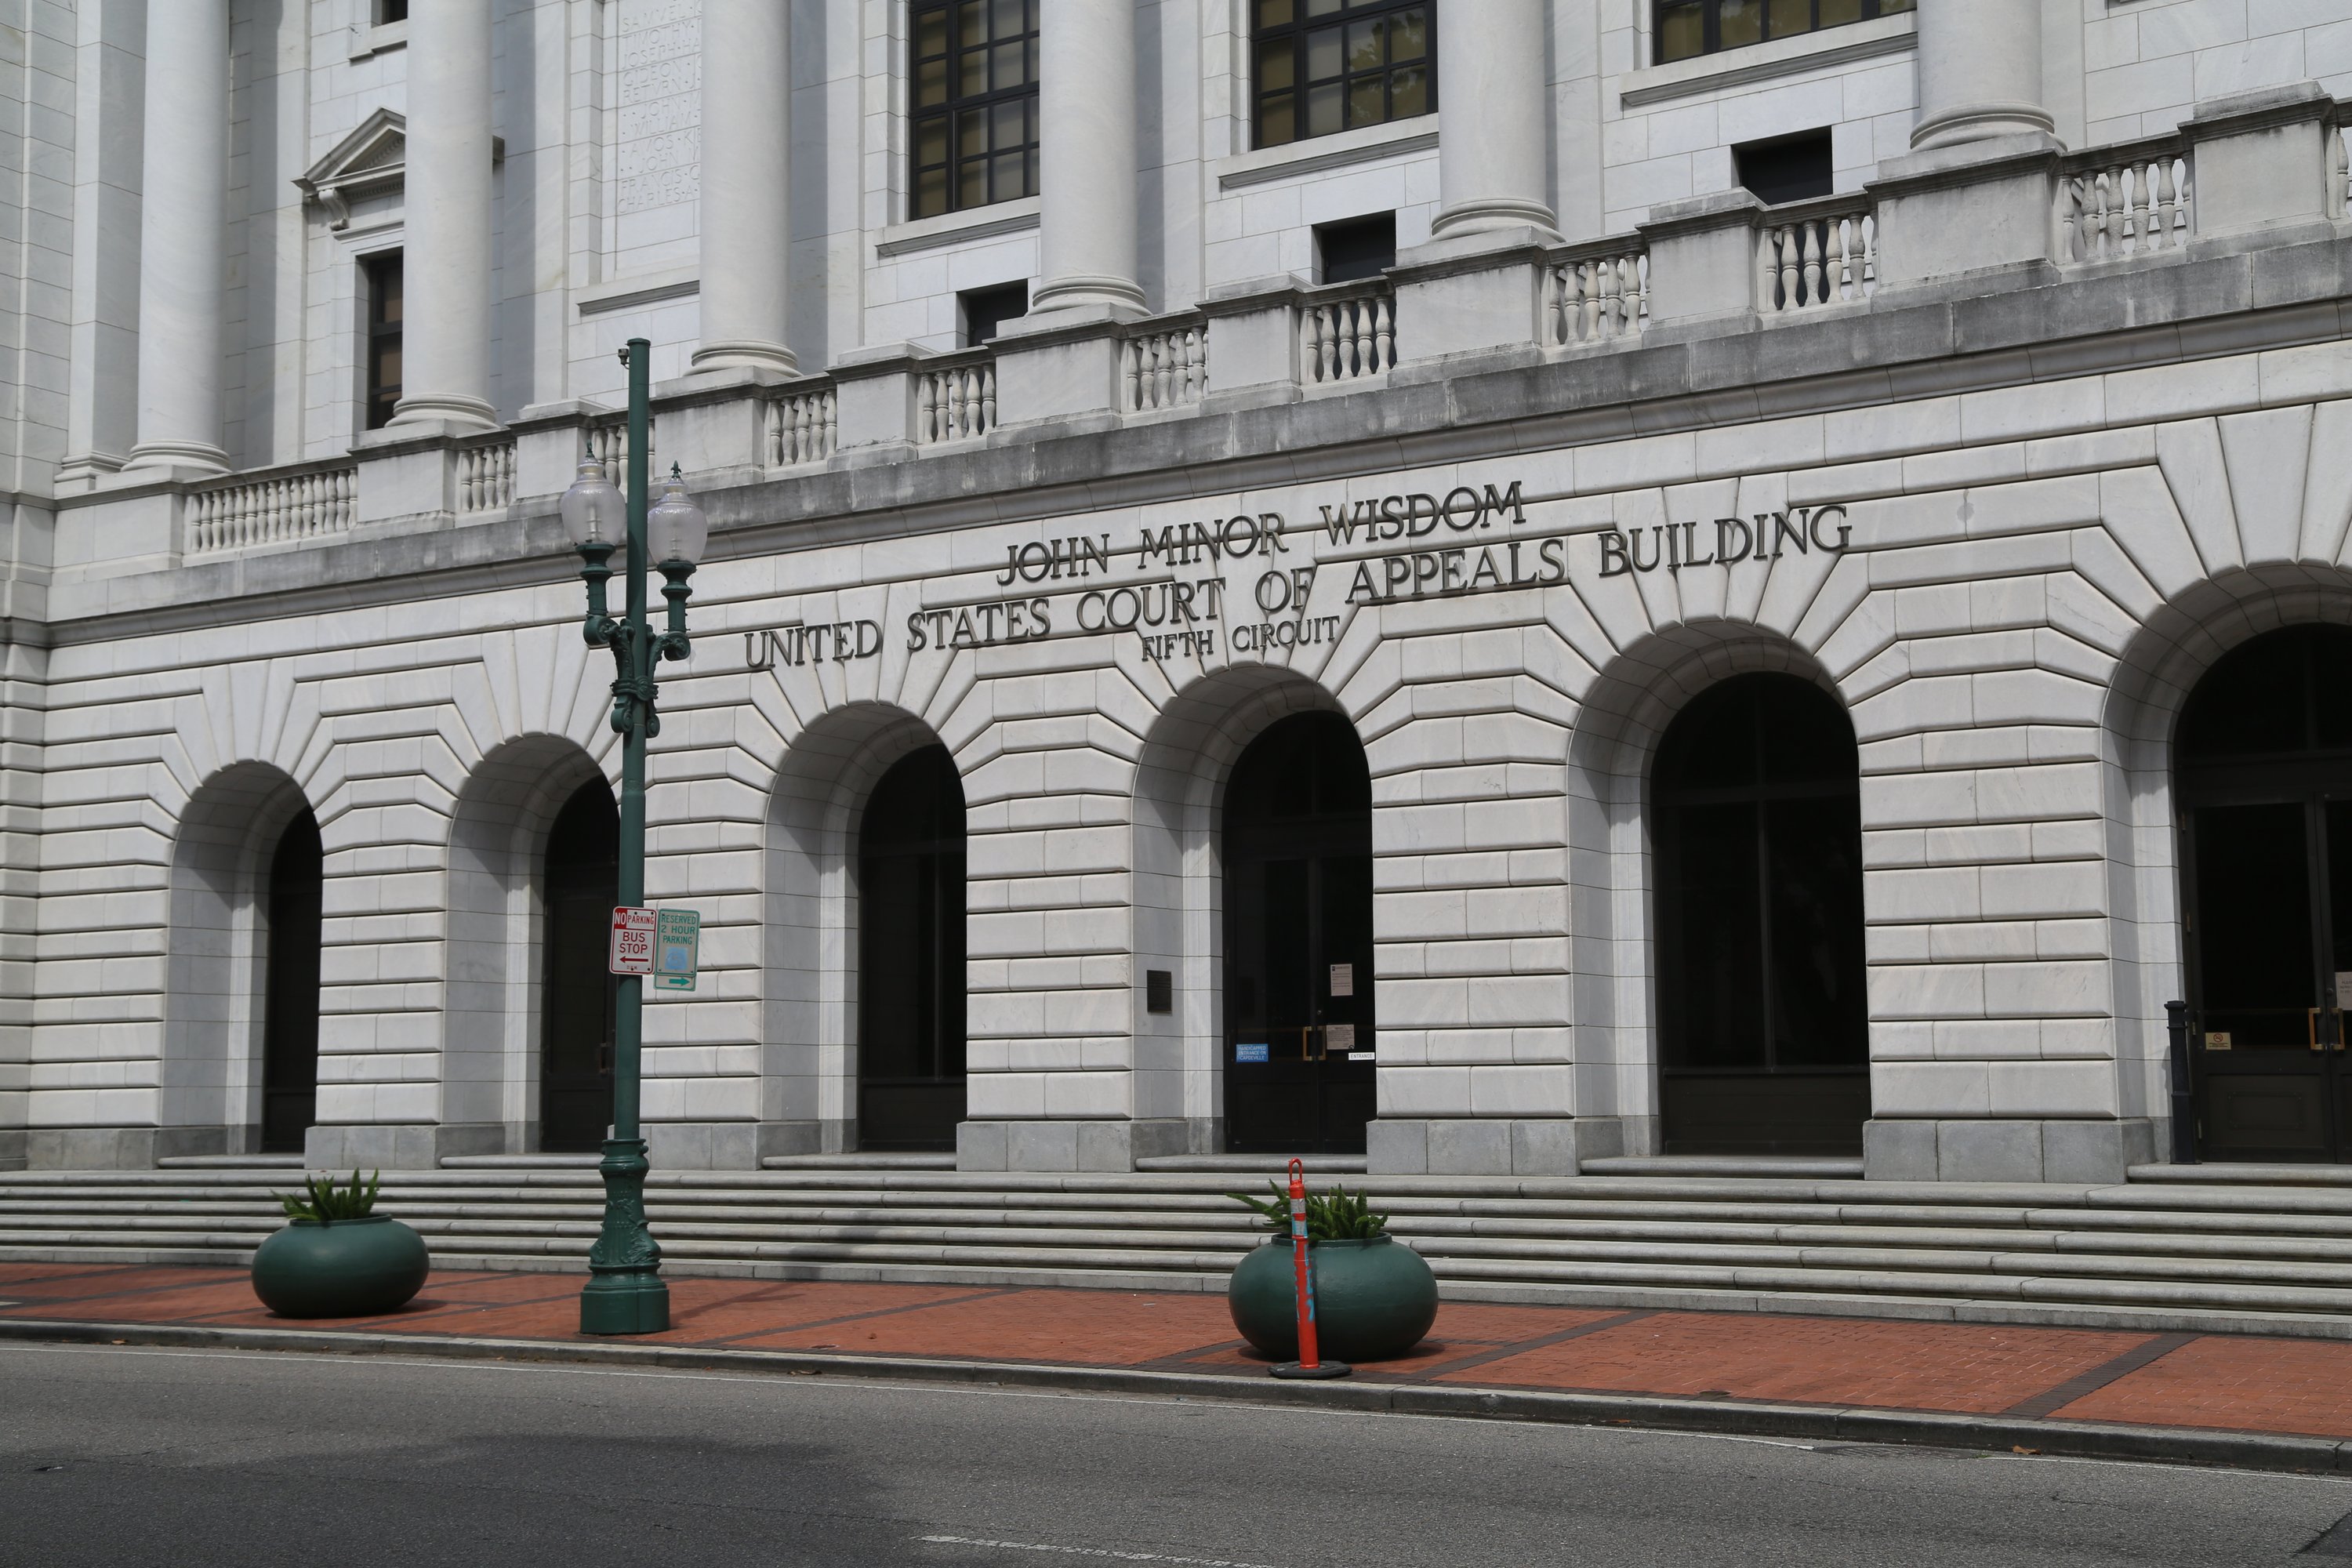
top-left (10, 1164), bottom-right (2352, 1336)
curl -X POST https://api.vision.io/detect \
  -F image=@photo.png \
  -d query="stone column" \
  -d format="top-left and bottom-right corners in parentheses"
top-left (1430, 0), bottom-right (1558, 240)
top-left (391, 0), bottom-right (498, 430)
top-left (1911, 0), bottom-right (2054, 151)
top-left (1029, 0), bottom-right (1144, 314)
top-left (123, 0), bottom-right (230, 474)
top-left (691, 0), bottom-right (795, 373)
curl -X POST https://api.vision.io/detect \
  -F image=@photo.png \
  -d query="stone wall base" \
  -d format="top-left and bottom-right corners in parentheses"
top-left (647, 1120), bottom-right (829, 1170)
top-left (0, 1128), bottom-right (27, 1170)
top-left (1369, 1117), bottom-right (1628, 1176)
top-left (28, 1126), bottom-right (229, 1169)
top-left (1863, 1117), bottom-right (2158, 1184)
top-left (305, 1122), bottom-right (503, 1172)
top-left (956, 1118), bottom-right (1189, 1172)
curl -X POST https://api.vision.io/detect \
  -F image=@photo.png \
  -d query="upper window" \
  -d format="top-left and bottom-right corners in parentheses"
top-left (376, 0), bottom-right (408, 22)
top-left (910, 0), bottom-right (1039, 220)
top-left (1655, 0), bottom-right (1912, 65)
top-left (1254, 0), bottom-right (1433, 151)
top-left (361, 252), bottom-right (402, 431)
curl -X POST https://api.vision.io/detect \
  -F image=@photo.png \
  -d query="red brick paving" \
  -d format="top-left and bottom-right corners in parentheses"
top-left (4, 1260), bottom-right (2350, 1442)
top-left (2051, 1334), bottom-right (2352, 1438)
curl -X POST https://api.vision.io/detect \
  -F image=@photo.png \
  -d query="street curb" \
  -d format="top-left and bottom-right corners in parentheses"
top-left (4, 1316), bottom-right (2347, 1475)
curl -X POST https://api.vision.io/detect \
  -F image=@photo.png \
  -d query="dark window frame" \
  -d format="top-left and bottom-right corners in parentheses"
top-left (909, 0), bottom-right (1040, 220)
top-left (376, 0), bottom-right (408, 24)
top-left (361, 251), bottom-right (402, 432)
top-left (1653, 0), bottom-right (1913, 66)
top-left (1252, 0), bottom-right (1436, 153)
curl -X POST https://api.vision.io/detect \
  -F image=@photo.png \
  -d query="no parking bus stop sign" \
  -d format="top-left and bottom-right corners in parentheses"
top-left (609, 906), bottom-right (702, 991)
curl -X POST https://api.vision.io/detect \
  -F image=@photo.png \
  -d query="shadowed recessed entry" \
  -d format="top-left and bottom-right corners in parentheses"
top-left (260, 810), bottom-right (323, 1152)
top-left (540, 781), bottom-right (619, 1152)
top-left (2180, 625), bottom-right (2352, 1162)
top-left (1654, 673), bottom-right (1869, 1154)
top-left (1224, 712), bottom-right (1375, 1155)
top-left (858, 746), bottom-right (967, 1149)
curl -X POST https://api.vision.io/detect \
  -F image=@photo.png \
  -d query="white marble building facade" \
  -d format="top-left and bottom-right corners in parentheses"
top-left (3, 0), bottom-right (2352, 1183)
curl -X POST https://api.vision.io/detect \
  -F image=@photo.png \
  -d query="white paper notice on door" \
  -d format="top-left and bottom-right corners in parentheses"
top-left (1329, 963), bottom-right (1353, 997)
top-left (1325, 1023), bottom-right (1356, 1053)
top-left (2336, 971), bottom-right (2352, 1009)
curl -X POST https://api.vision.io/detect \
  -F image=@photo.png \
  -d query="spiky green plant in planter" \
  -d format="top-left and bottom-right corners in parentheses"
top-left (275, 1168), bottom-right (381, 1222)
top-left (1228, 1181), bottom-right (1389, 1240)
top-left (251, 1168), bottom-right (429, 1319)
top-left (1225, 1175), bottom-right (1436, 1363)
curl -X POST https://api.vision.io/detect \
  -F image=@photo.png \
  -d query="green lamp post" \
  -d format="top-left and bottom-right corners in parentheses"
top-left (558, 336), bottom-right (708, 1335)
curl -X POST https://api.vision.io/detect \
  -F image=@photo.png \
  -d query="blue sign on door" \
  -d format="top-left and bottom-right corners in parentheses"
top-left (1235, 1043), bottom-right (1270, 1063)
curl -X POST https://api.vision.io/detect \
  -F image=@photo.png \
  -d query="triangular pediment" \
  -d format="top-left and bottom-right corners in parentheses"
top-left (295, 109), bottom-right (407, 230)
top-left (294, 109), bottom-right (500, 230)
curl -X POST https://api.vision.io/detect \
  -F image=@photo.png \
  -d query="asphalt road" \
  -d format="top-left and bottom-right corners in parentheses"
top-left (4, 1341), bottom-right (2350, 1567)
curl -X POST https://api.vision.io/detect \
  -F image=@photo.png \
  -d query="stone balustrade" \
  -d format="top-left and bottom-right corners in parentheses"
top-left (188, 462), bottom-right (357, 554)
top-left (769, 382), bottom-right (837, 466)
top-left (456, 439), bottom-right (516, 514)
top-left (1298, 281), bottom-right (1397, 388)
top-left (1546, 241), bottom-right (1648, 347)
top-left (918, 352), bottom-right (997, 445)
top-left (2057, 136), bottom-right (2192, 263)
top-left (97, 89), bottom-right (2352, 566)
top-left (1122, 315), bottom-right (1207, 412)
top-left (1756, 196), bottom-right (1876, 314)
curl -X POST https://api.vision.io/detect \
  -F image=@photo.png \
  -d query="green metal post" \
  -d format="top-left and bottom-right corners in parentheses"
top-left (581, 336), bottom-right (670, 1334)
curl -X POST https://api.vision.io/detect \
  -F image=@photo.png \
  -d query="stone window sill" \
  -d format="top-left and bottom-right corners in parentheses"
top-left (1214, 114), bottom-right (1440, 192)
top-left (349, 20), bottom-right (406, 62)
top-left (877, 197), bottom-right (1042, 260)
top-left (1619, 13), bottom-right (1916, 108)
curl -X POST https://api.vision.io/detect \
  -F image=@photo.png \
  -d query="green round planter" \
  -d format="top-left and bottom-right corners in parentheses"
top-left (250, 1214), bottom-right (430, 1319)
top-left (1228, 1234), bottom-right (1439, 1363)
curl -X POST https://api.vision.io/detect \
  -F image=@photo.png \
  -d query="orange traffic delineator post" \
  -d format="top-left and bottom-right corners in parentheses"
top-left (1269, 1156), bottom-right (1350, 1381)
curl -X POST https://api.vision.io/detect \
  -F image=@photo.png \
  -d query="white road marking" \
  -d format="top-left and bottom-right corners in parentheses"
top-left (916, 1534), bottom-right (1280, 1567)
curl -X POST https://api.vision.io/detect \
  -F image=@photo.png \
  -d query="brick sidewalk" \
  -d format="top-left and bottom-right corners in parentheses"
top-left (6, 1260), bottom-right (2352, 1445)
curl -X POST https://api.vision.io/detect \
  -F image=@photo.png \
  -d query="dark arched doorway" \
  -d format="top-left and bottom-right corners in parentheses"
top-left (260, 810), bottom-right (323, 1152)
top-left (2179, 624), bottom-right (2352, 1161)
top-left (1223, 711), bottom-right (1375, 1154)
top-left (540, 780), bottom-right (619, 1152)
top-left (858, 745), bottom-right (967, 1149)
top-left (1654, 673), bottom-right (1868, 1154)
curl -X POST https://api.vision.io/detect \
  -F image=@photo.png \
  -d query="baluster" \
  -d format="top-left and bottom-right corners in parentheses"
top-left (1798, 222), bottom-right (1824, 307)
top-left (823, 392), bottom-right (837, 456)
top-left (1299, 308), bottom-right (1319, 383)
top-left (1373, 296), bottom-right (1393, 372)
top-left (1316, 306), bottom-right (1338, 383)
top-left (979, 365), bottom-right (996, 432)
top-left (2156, 158), bottom-right (2178, 250)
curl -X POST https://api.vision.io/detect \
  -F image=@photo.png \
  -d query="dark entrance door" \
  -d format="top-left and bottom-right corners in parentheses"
top-left (2180, 626), bottom-right (2352, 1162)
top-left (540, 781), bottom-right (619, 1152)
top-left (1223, 712), bottom-right (1375, 1155)
top-left (1654, 673), bottom-right (1869, 1154)
top-left (858, 746), bottom-right (967, 1149)
top-left (260, 810), bottom-right (323, 1152)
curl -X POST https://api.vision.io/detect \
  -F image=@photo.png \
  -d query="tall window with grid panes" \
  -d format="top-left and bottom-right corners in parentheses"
top-left (1253, 0), bottom-right (1434, 151)
top-left (910, 0), bottom-right (1040, 218)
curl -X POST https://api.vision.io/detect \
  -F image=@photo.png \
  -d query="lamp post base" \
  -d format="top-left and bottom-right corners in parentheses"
top-left (580, 1137), bottom-right (670, 1334)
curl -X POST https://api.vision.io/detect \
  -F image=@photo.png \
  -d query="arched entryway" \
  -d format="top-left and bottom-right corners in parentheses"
top-left (539, 780), bottom-right (619, 1152)
top-left (1222, 711), bottom-right (1375, 1155)
top-left (1653, 673), bottom-right (1868, 1154)
top-left (260, 810), bottom-right (324, 1152)
top-left (856, 744), bottom-right (967, 1149)
top-left (2178, 624), bottom-right (2352, 1161)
